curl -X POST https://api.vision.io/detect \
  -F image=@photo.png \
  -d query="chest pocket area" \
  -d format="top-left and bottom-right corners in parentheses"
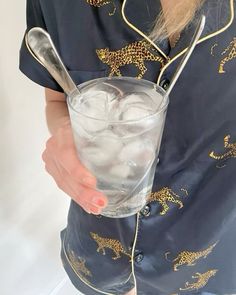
top-left (68, 69), bottom-right (108, 86)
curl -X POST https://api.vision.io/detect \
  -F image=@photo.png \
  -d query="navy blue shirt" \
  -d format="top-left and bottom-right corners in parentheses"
top-left (20, 1), bottom-right (236, 294)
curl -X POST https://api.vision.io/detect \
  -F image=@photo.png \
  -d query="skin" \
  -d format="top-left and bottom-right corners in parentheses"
top-left (125, 288), bottom-right (137, 295)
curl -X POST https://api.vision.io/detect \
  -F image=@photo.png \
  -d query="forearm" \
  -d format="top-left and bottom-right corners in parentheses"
top-left (44, 88), bottom-right (70, 136)
top-left (45, 101), bottom-right (70, 135)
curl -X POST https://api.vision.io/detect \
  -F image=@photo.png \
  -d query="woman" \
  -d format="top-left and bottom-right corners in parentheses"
top-left (19, 0), bottom-right (236, 294)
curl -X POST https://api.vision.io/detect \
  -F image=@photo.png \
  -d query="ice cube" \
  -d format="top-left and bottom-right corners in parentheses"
top-left (108, 104), bottom-right (156, 138)
top-left (79, 91), bottom-right (107, 117)
top-left (75, 92), bottom-right (108, 133)
top-left (72, 129), bottom-right (90, 151)
top-left (118, 92), bottom-right (145, 107)
top-left (80, 134), bottom-right (123, 167)
top-left (121, 105), bottom-right (153, 121)
top-left (80, 146), bottom-right (114, 167)
top-left (118, 139), bottom-right (155, 167)
top-left (119, 92), bottom-right (156, 113)
top-left (109, 163), bottom-right (132, 178)
top-left (78, 115), bottom-right (108, 134)
top-left (93, 131), bottom-right (122, 147)
top-left (88, 80), bottom-right (122, 103)
top-left (106, 92), bottom-right (157, 122)
top-left (107, 99), bottom-right (121, 121)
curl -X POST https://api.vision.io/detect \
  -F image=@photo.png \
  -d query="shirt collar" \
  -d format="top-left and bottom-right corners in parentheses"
top-left (121, 0), bottom-right (234, 60)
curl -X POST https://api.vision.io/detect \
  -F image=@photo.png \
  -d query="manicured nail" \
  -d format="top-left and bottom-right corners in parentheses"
top-left (92, 197), bottom-right (105, 207)
top-left (92, 209), bottom-right (101, 215)
top-left (85, 208), bottom-right (91, 214)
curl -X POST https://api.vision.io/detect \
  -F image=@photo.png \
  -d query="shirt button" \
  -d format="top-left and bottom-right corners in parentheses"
top-left (160, 78), bottom-right (170, 91)
top-left (135, 252), bottom-right (144, 263)
top-left (140, 204), bottom-right (151, 217)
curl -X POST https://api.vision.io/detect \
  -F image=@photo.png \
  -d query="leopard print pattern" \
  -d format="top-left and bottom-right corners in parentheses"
top-left (165, 242), bottom-right (217, 271)
top-left (67, 249), bottom-right (92, 284)
top-left (96, 40), bottom-right (165, 79)
top-left (90, 232), bottom-right (132, 261)
top-left (68, 250), bottom-right (92, 277)
top-left (209, 135), bottom-right (236, 167)
top-left (180, 269), bottom-right (218, 291)
top-left (147, 187), bottom-right (188, 215)
top-left (219, 37), bottom-right (236, 73)
top-left (86, 0), bottom-right (116, 15)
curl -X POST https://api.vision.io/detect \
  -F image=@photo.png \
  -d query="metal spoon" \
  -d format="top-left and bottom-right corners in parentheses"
top-left (26, 27), bottom-right (81, 99)
top-left (164, 15), bottom-right (206, 98)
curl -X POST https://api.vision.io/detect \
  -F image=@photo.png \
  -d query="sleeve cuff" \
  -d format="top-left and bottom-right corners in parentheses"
top-left (19, 31), bottom-right (64, 93)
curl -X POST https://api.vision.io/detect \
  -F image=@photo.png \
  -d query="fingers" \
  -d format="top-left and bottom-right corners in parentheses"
top-left (42, 149), bottom-right (107, 214)
top-left (57, 145), bottom-right (96, 186)
top-left (42, 124), bottom-right (108, 215)
top-left (47, 129), bottom-right (97, 188)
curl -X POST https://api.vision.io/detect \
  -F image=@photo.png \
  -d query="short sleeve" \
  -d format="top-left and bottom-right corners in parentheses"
top-left (19, 0), bottom-right (63, 92)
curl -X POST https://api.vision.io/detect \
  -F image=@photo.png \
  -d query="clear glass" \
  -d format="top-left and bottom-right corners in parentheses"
top-left (67, 76), bottom-right (169, 218)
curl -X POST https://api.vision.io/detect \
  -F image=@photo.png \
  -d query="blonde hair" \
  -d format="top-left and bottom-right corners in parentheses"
top-left (148, 0), bottom-right (205, 43)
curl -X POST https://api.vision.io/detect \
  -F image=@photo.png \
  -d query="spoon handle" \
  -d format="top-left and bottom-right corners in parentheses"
top-left (26, 27), bottom-right (80, 98)
top-left (165, 15), bottom-right (206, 98)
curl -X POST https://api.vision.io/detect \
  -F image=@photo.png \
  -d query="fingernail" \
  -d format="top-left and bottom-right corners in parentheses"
top-left (92, 210), bottom-right (101, 215)
top-left (92, 197), bottom-right (105, 207)
top-left (85, 208), bottom-right (91, 214)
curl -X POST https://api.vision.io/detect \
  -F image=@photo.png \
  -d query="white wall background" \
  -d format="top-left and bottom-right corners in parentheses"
top-left (0, 1), bottom-right (81, 294)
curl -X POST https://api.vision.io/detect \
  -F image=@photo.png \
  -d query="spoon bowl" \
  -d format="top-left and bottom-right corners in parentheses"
top-left (26, 27), bottom-right (81, 99)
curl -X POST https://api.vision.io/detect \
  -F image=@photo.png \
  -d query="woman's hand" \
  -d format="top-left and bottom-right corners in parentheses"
top-left (42, 120), bottom-right (108, 215)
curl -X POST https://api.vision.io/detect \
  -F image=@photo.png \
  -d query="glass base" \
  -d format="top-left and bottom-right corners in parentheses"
top-left (100, 198), bottom-right (147, 218)
top-left (100, 184), bottom-right (153, 218)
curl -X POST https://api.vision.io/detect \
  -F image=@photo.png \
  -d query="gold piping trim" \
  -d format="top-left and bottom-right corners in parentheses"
top-left (24, 33), bottom-right (45, 67)
top-left (121, 0), bottom-right (169, 60)
top-left (123, 271), bottom-right (134, 285)
top-left (61, 215), bottom-right (140, 294)
top-left (130, 212), bottom-right (141, 294)
top-left (157, 0), bottom-right (234, 84)
top-left (62, 236), bottom-right (114, 295)
top-left (121, 0), bottom-right (234, 85)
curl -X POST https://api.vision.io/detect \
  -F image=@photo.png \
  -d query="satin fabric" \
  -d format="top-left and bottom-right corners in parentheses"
top-left (20, 0), bottom-right (236, 294)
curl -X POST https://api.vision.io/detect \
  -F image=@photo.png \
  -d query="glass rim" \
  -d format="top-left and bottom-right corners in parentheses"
top-left (67, 76), bottom-right (169, 125)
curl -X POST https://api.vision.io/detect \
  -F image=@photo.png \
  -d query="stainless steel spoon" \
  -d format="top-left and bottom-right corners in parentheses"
top-left (164, 15), bottom-right (206, 98)
top-left (26, 27), bottom-right (81, 99)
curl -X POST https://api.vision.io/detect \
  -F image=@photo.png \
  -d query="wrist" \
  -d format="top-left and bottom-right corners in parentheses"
top-left (51, 116), bottom-right (71, 136)
top-left (58, 116), bottom-right (71, 127)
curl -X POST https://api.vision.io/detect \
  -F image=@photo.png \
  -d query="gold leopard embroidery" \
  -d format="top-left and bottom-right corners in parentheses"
top-left (90, 232), bottom-right (132, 261)
top-left (209, 135), bottom-right (236, 168)
top-left (165, 242), bottom-right (218, 271)
top-left (86, 0), bottom-right (116, 15)
top-left (96, 40), bottom-right (165, 79)
top-left (179, 269), bottom-right (218, 291)
top-left (147, 187), bottom-right (188, 215)
top-left (210, 43), bottom-right (218, 56)
top-left (219, 37), bottom-right (236, 73)
top-left (67, 249), bottom-right (92, 284)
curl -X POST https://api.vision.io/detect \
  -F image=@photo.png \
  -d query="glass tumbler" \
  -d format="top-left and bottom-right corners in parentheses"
top-left (67, 76), bottom-right (169, 218)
